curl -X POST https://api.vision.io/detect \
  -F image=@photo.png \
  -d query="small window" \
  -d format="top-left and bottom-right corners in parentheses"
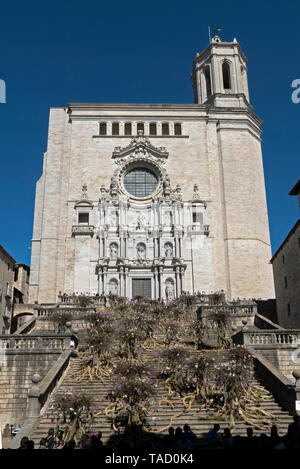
top-left (99, 122), bottom-right (107, 135)
top-left (204, 66), bottom-right (212, 97)
top-left (287, 303), bottom-right (291, 316)
top-left (162, 123), bottom-right (169, 136)
top-left (222, 61), bottom-right (231, 90)
top-left (284, 276), bottom-right (288, 289)
top-left (192, 206), bottom-right (202, 224)
top-left (149, 123), bottom-right (157, 136)
top-left (174, 123), bottom-right (182, 136)
top-left (137, 122), bottom-right (144, 134)
top-left (298, 237), bottom-right (300, 247)
top-left (78, 213), bottom-right (89, 224)
top-left (125, 123), bottom-right (132, 136)
top-left (112, 122), bottom-right (119, 136)
top-left (282, 255), bottom-right (285, 264)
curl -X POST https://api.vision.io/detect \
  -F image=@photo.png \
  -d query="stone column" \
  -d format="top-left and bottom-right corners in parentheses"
top-left (98, 269), bottom-right (103, 294)
top-left (154, 269), bottom-right (159, 299)
top-left (175, 237), bottom-right (179, 257)
top-left (103, 236), bottom-right (107, 258)
top-left (175, 267), bottom-right (180, 297)
top-left (119, 270), bottom-right (123, 296)
top-left (181, 267), bottom-right (185, 293)
top-left (103, 268), bottom-right (108, 294)
top-left (125, 268), bottom-right (129, 298)
top-left (159, 266), bottom-right (163, 299)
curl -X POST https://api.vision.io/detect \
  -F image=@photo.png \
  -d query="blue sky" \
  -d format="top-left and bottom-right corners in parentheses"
top-left (0, 0), bottom-right (299, 265)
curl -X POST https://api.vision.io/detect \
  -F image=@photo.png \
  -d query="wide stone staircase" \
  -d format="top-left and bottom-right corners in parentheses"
top-left (30, 340), bottom-right (293, 446)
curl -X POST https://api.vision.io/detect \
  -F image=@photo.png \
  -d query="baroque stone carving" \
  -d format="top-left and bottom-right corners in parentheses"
top-left (109, 243), bottom-right (118, 258)
top-left (165, 281), bottom-right (174, 300)
top-left (137, 242), bottom-right (146, 259)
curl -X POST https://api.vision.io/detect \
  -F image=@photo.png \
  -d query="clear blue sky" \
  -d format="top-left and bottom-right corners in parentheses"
top-left (0, 0), bottom-right (299, 265)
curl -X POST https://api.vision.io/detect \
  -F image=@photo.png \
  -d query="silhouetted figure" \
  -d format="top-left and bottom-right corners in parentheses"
top-left (164, 427), bottom-right (176, 452)
top-left (222, 428), bottom-right (234, 449)
top-left (270, 425), bottom-right (280, 449)
top-left (62, 440), bottom-right (76, 450)
top-left (46, 427), bottom-right (55, 449)
top-left (27, 440), bottom-right (35, 450)
top-left (18, 436), bottom-right (29, 449)
top-left (175, 427), bottom-right (183, 449)
top-left (287, 415), bottom-right (300, 449)
top-left (183, 424), bottom-right (196, 443)
top-left (39, 438), bottom-right (48, 449)
top-left (180, 433), bottom-right (193, 452)
top-left (87, 434), bottom-right (104, 449)
top-left (245, 427), bottom-right (259, 450)
top-left (259, 433), bottom-right (271, 450)
top-left (207, 424), bottom-right (221, 447)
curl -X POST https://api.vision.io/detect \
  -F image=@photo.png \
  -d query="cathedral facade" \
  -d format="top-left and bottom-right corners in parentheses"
top-left (29, 34), bottom-right (275, 304)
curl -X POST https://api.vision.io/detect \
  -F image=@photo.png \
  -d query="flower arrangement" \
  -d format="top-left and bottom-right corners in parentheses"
top-left (107, 361), bottom-right (156, 430)
top-left (49, 390), bottom-right (96, 446)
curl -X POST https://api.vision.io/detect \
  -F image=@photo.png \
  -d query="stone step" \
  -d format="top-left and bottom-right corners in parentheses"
top-left (31, 345), bottom-right (293, 446)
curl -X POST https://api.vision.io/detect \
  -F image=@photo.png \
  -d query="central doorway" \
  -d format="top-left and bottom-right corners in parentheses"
top-left (132, 278), bottom-right (151, 298)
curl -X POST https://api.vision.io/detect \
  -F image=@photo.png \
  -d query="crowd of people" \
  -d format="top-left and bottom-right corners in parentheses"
top-left (14, 416), bottom-right (300, 451)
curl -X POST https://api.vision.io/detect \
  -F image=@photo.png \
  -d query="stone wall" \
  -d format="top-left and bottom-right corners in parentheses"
top-left (235, 329), bottom-right (300, 381)
top-left (29, 103), bottom-right (274, 304)
top-left (0, 334), bottom-right (75, 432)
top-left (272, 221), bottom-right (300, 328)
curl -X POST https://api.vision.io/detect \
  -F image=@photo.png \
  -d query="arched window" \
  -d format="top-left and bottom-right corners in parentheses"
top-left (149, 123), bottom-right (157, 136)
top-left (162, 123), bottom-right (169, 136)
top-left (204, 66), bottom-right (212, 97)
top-left (99, 122), bottom-right (107, 135)
top-left (222, 61), bottom-right (231, 90)
top-left (125, 122), bottom-right (132, 136)
top-left (137, 122), bottom-right (144, 134)
top-left (174, 123), bottom-right (182, 136)
top-left (112, 122), bottom-right (119, 135)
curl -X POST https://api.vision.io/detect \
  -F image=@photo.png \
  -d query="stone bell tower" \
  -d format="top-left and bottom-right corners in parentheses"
top-left (191, 31), bottom-right (250, 108)
top-left (190, 31), bottom-right (275, 300)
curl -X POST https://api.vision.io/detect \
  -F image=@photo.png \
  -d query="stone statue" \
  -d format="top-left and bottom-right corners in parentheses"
top-left (109, 280), bottom-right (118, 295)
top-left (173, 184), bottom-right (182, 201)
top-left (110, 243), bottom-right (118, 258)
top-left (81, 183), bottom-right (88, 199)
top-left (165, 211), bottom-right (171, 225)
top-left (165, 282), bottom-right (174, 300)
top-left (164, 175), bottom-right (170, 190)
top-left (137, 243), bottom-right (146, 259)
top-left (110, 175), bottom-right (118, 196)
top-left (136, 214), bottom-right (146, 230)
top-left (111, 211), bottom-right (118, 225)
top-left (165, 244), bottom-right (173, 258)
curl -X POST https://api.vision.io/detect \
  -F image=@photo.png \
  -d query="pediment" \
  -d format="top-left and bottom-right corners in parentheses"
top-left (112, 133), bottom-right (168, 161)
top-left (74, 199), bottom-right (93, 208)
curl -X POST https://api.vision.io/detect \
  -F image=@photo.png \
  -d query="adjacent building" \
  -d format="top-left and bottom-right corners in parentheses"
top-left (0, 245), bottom-right (15, 334)
top-left (29, 33), bottom-right (275, 304)
top-left (271, 180), bottom-right (300, 328)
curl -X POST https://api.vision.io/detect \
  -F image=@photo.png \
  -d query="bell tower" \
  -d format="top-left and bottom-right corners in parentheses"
top-left (191, 31), bottom-right (250, 108)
